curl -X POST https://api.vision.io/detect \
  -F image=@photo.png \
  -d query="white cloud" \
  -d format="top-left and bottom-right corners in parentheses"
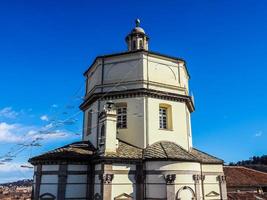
top-left (0, 162), bottom-right (33, 173)
top-left (31, 130), bottom-right (69, 140)
top-left (40, 115), bottom-right (49, 121)
top-left (0, 107), bottom-right (19, 119)
top-left (255, 131), bottom-right (263, 137)
top-left (0, 123), bottom-right (24, 142)
top-left (0, 122), bottom-right (71, 143)
top-left (51, 104), bottom-right (58, 108)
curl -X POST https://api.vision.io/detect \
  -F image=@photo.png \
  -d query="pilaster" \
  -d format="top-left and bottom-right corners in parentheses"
top-left (135, 164), bottom-right (145, 200)
top-left (165, 174), bottom-right (176, 200)
top-left (193, 174), bottom-right (201, 200)
top-left (217, 175), bottom-right (227, 200)
top-left (99, 164), bottom-right (114, 200)
top-left (34, 164), bottom-right (42, 200)
top-left (57, 164), bottom-right (67, 200)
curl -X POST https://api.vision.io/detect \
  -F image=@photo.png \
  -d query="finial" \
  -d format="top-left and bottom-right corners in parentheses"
top-left (135, 19), bottom-right (140, 27)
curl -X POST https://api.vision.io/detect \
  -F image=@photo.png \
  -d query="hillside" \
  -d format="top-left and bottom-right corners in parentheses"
top-left (0, 179), bottom-right (33, 187)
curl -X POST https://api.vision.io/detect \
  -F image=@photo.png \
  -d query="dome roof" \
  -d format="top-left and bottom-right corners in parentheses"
top-left (131, 26), bottom-right (145, 34)
top-left (128, 19), bottom-right (146, 35)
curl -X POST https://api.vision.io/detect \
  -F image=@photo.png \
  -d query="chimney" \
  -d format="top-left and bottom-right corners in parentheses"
top-left (98, 101), bottom-right (118, 153)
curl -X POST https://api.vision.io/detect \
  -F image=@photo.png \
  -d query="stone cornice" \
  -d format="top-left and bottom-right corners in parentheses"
top-left (80, 88), bottom-right (195, 112)
top-left (83, 50), bottom-right (187, 77)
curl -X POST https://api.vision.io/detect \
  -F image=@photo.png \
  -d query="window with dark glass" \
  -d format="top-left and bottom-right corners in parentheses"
top-left (86, 110), bottom-right (92, 135)
top-left (159, 107), bottom-right (167, 129)
top-left (117, 107), bottom-right (127, 129)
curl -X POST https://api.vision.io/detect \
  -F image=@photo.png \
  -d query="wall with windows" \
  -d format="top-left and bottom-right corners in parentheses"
top-left (146, 98), bottom-right (192, 151)
top-left (83, 101), bottom-right (99, 147)
top-left (99, 97), bottom-right (146, 149)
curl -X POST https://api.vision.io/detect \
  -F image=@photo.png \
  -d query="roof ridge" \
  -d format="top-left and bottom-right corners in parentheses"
top-left (225, 165), bottom-right (267, 175)
top-left (192, 147), bottom-right (223, 162)
top-left (159, 142), bottom-right (168, 159)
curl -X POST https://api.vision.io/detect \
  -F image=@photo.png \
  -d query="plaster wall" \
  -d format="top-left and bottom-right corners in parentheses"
top-left (83, 101), bottom-right (98, 146)
top-left (65, 184), bottom-right (87, 198)
top-left (146, 98), bottom-right (192, 150)
top-left (111, 174), bottom-right (136, 200)
top-left (42, 165), bottom-right (59, 171)
top-left (67, 164), bottom-right (87, 171)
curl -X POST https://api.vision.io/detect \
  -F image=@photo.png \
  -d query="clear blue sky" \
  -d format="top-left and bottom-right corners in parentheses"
top-left (0, 0), bottom-right (267, 182)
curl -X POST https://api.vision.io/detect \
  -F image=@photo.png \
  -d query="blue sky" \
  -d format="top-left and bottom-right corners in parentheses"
top-left (0, 0), bottom-right (267, 182)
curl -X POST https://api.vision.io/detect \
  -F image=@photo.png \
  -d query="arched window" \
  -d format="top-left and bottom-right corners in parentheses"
top-left (159, 103), bottom-right (173, 130)
top-left (139, 40), bottom-right (143, 49)
top-left (101, 124), bottom-right (105, 138)
top-left (132, 40), bottom-right (136, 50)
top-left (40, 193), bottom-right (56, 200)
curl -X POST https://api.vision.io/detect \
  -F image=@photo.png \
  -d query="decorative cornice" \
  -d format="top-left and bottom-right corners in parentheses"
top-left (99, 173), bottom-right (114, 184)
top-left (164, 174), bottom-right (176, 185)
top-left (217, 175), bottom-right (226, 183)
top-left (193, 174), bottom-right (201, 183)
top-left (80, 88), bottom-right (194, 112)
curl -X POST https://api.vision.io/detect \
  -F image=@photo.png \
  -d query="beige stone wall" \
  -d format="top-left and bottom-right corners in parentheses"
top-left (147, 98), bottom-right (191, 150)
top-left (83, 51), bottom-right (192, 150)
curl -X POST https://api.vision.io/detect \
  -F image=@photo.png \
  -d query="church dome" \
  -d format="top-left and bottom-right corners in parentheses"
top-left (126, 19), bottom-right (149, 51)
top-left (131, 26), bottom-right (145, 34)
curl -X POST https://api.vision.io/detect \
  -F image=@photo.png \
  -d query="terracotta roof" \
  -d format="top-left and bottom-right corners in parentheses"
top-left (191, 148), bottom-right (224, 164)
top-left (224, 166), bottom-right (267, 187)
top-left (144, 141), bottom-right (198, 161)
top-left (103, 141), bottom-right (143, 159)
top-left (144, 141), bottom-right (222, 163)
top-left (29, 141), bottom-right (95, 163)
top-left (228, 192), bottom-right (267, 200)
top-left (29, 140), bottom-right (223, 164)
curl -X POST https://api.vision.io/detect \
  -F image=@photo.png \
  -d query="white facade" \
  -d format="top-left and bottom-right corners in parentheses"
top-left (30, 19), bottom-right (227, 200)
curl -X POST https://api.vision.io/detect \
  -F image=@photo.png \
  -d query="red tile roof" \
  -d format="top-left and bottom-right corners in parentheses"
top-left (224, 166), bottom-right (267, 187)
top-left (228, 192), bottom-right (267, 200)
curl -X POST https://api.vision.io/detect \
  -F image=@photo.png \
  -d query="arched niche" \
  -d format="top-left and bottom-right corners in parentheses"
top-left (176, 186), bottom-right (196, 200)
top-left (39, 193), bottom-right (56, 200)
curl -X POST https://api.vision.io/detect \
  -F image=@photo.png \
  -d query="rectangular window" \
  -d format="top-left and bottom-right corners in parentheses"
top-left (86, 110), bottom-right (92, 135)
top-left (159, 107), bottom-right (168, 129)
top-left (117, 107), bottom-right (127, 129)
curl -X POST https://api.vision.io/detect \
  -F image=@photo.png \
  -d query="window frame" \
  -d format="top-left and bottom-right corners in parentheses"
top-left (86, 110), bottom-right (92, 135)
top-left (159, 107), bottom-right (168, 129)
top-left (117, 106), bottom-right (127, 129)
top-left (159, 104), bottom-right (173, 131)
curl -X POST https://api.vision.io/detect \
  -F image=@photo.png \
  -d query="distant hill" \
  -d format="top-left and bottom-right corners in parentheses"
top-left (229, 155), bottom-right (267, 173)
top-left (0, 179), bottom-right (33, 187)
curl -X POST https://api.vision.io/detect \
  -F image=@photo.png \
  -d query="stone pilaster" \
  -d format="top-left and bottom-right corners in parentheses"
top-left (217, 175), bottom-right (227, 200)
top-left (193, 174), bottom-right (201, 200)
top-left (34, 164), bottom-right (42, 200)
top-left (57, 164), bottom-right (67, 200)
top-left (200, 175), bottom-right (205, 200)
top-left (99, 164), bottom-right (113, 200)
top-left (135, 164), bottom-right (145, 200)
top-left (165, 174), bottom-right (176, 200)
top-left (87, 164), bottom-right (94, 200)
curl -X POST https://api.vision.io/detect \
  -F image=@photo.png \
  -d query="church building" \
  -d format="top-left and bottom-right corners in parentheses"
top-left (29, 19), bottom-right (228, 200)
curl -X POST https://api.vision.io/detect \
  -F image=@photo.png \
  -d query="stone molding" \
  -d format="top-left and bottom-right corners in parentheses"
top-left (164, 174), bottom-right (176, 185)
top-left (193, 174), bottom-right (201, 183)
top-left (99, 173), bottom-right (114, 184)
top-left (217, 175), bottom-right (226, 183)
top-left (80, 88), bottom-right (194, 112)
